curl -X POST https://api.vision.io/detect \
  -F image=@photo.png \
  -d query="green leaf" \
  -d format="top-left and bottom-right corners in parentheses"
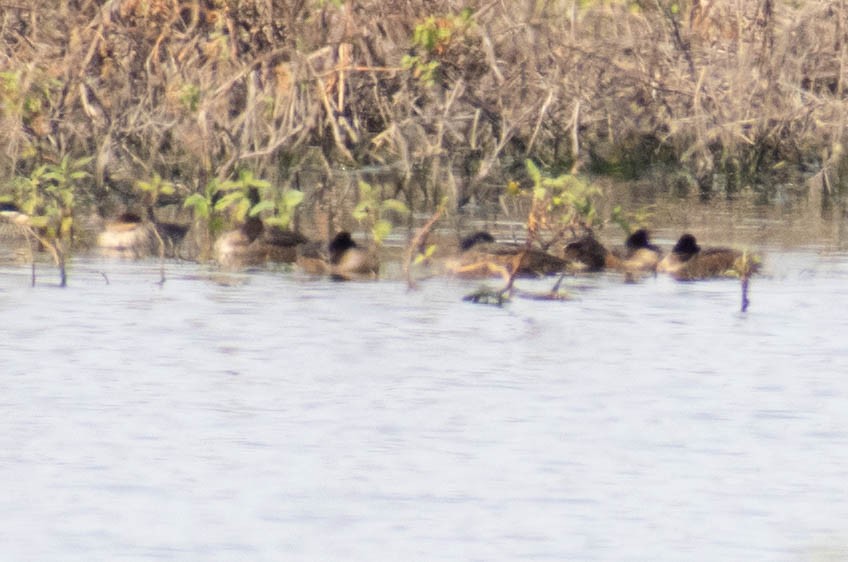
top-left (358, 180), bottom-right (374, 199)
top-left (533, 186), bottom-right (547, 200)
top-left (60, 216), bottom-right (74, 237)
top-left (525, 159), bottom-right (541, 187)
top-left (352, 201), bottom-right (371, 221)
top-left (234, 198), bottom-right (251, 221)
top-left (205, 179), bottom-right (223, 197)
top-left (372, 219), bottom-right (393, 243)
top-left (544, 174), bottom-right (569, 189)
top-left (184, 193), bottom-right (209, 217)
top-left (381, 198), bottom-right (410, 215)
top-left (401, 54), bottom-right (417, 69)
top-left (73, 156), bottom-right (94, 168)
top-left (28, 215), bottom-right (50, 228)
top-left (265, 215), bottom-right (291, 229)
top-left (249, 200), bottom-right (276, 216)
top-left (213, 191), bottom-right (244, 212)
top-left (248, 177), bottom-right (271, 189)
top-left (283, 189), bottom-right (304, 209)
top-left (214, 179), bottom-right (240, 194)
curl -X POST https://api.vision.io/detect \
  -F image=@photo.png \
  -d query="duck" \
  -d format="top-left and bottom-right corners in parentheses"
top-left (0, 202), bottom-right (30, 226)
top-left (296, 232), bottom-right (379, 280)
top-left (613, 228), bottom-right (663, 273)
top-left (97, 212), bottom-right (158, 259)
top-left (561, 233), bottom-right (613, 272)
top-left (561, 228), bottom-right (662, 274)
top-left (151, 214), bottom-right (190, 257)
top-left (214, 216), bottom-right (308, 269)
top-left (0, 202), bottom-right (33, 262)
top-left (445, 231), bottom-right (571, 279)
top-left (459, 230), bottom-right (495, 251)
top-left (657, 233), bottom-right (757, 280)
top-left (97, 206), bottom-right (191, 259)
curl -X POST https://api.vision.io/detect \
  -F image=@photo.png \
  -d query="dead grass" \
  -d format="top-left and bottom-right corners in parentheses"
top-left (1, 0), bottom-right (847, 231)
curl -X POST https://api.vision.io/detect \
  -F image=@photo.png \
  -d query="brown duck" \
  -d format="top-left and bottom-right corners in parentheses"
top-left (657, 233), bottom-right (757, 280)
top-left (297, 232), bottom-right (379, 281)
top-left (562, 229), bottom-right (662, 274)
top-left (445, 231), bottom-right (570, 279)
top-left (215, 216), bottom-right (307, 269)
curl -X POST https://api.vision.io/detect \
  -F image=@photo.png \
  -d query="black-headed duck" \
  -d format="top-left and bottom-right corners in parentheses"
top-left (97, 206), bottom-right (190, 259)
top-left (657, 233), bottom-right (757, 280)
top-left (328, 232), bottom-right (379, 280)
top-left (214, 216), bottom-right (308, 269)
top-left (0, 202), bottom-right (32, 262)
top-left (0, 202), bottom-right (30, 226)
top-left (296, 232), bottom-right (379, 280)
top-left (459, 231), bottom-right (495, 251)
top-left (614, 228), bottom-right (663, 273)
top-left (97, 212), bottom-right (158, 259)
top-left (445, 231), bottom-right (570, 279)
top-left (562, 228), bottom-right (662, 274)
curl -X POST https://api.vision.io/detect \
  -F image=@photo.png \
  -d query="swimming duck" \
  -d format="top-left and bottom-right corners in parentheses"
top-left (459, 231), bottom-right (495, 251)
top-left (152, 216), bottom-right (190, 257)
top-left (296, 232), bottom-right (379, 280)
top-left (561, 233), bottom-right (613, 272)
top-left (214, 216), bottom-right (308, 269)
top-left (328, 232), bottom-right (379, 280)
top-left (561, 229), bottom-right (662, 274)
top-left (657, 233), bottom-right (756, 280)
top-left (0, 202), bottom-right (30, 226)
top-left (613, 229), bottom-right (663, 273)
top-left (0, 202), bottom-right (33, 262)
top-left (97, 212), bottom-right (158, 259)
top-left (97, 206), bottom-right (190, 259)
top-left (445, 231), bottom-right (570, 279)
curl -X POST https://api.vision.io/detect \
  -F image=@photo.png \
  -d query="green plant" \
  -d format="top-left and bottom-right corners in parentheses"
top-left (401, 9), bottom-right (474, 86)
top-left (184, 178), bottom-right (220, 230)
top-left (519, 159), bottom-right (601, 245)
top-left (352, 180), bottom-right (409, 244)
top-left (610, 204), bottom-right (655, 236)
top-left (24, 155), bottom-right (92, 241)
top-left (136, 172), bottom-right (176, 206)
top-left (4, 154), bottom-right (92, 286)
top-left (212, 169), bottom-right (270, 223)
top-left (184, 170), bottom-right (304, 238)
top-left (250, 188), bottom-right (304, 229)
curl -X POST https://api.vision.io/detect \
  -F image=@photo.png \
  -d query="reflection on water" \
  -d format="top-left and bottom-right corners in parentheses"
top-left (2, 197), bottom-right (848, 561)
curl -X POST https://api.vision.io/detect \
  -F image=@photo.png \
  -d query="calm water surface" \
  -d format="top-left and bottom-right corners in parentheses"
top-left (2, 216), bottom-right (848, 560)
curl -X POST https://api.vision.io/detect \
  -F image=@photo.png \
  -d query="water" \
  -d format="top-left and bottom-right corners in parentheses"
top-left (3, 230), bottom-right (848, 560)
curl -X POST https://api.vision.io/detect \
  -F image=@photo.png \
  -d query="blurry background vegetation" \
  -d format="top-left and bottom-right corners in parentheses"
top-left (1, 0), bottom-right (846, 246)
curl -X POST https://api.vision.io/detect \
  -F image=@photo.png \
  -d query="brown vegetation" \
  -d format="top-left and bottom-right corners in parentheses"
top-left (1, 0), bottom-right (847, 242)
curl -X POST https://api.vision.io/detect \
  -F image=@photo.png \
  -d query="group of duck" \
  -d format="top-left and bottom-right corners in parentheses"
top-left (445, 228), bottom-right (758, 282)
top-left (96, 211), bottom-right (381, 281)
top-left (3, 200), bottom-right (757, 282)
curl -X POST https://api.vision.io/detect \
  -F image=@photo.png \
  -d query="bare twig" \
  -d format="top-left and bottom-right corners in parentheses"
top-left (403, 201), bottom-right (446, 291)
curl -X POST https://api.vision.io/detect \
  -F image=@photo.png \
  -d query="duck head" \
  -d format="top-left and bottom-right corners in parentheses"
top-left (0, 202), bottom-right (29, 225)
top-left (116, 211), bottom-right (144, 224)
top-left (459, 231), bottom-right (495, 251)
top-left (672, 234), bottom-right (701, 258)
top-left (328, 232), bottom-right (357, 264)
top-left (241, 215), bottom-right (264, 242)
top-left (625, 229), bottom-right (661, 252)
